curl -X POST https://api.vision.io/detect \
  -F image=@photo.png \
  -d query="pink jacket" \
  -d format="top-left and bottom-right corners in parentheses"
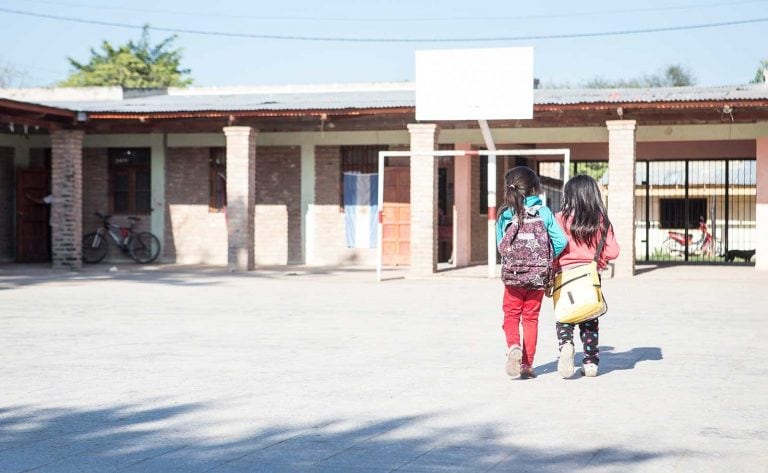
top-left (555, 213), bottom-right (620, 270)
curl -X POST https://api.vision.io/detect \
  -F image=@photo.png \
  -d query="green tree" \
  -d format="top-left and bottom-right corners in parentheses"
top-left (0, 60), bottom-right (28, 88)
top-left (60, 26), bottom-right (192, 87)
top-left (542, 64), bottom-right (696, 89)
top-left (573, 162), bottom-right (609, 182)
top-left (751, 59), bottom-right (768, 84)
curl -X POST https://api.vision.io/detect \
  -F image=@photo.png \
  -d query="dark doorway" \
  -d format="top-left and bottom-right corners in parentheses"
top-left (16, 167), bottom-right (50, 262)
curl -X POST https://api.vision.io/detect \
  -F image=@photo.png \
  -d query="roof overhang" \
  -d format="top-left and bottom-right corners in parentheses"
top-left (0, 97), bottom-right (76, 130)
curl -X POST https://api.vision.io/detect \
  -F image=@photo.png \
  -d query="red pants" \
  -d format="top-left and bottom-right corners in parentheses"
top-left (502, 286), bottom-right (544, 366)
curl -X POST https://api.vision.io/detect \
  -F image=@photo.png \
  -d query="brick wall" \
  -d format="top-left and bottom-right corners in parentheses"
top-left (254, 146), bottom-right (302, 265)
top-left (310, 145), bottom-right (376, 266)
top-left (82, 148), bottom-right (151, 263)
top-left (165, 147), bottom-right (227, 265)
top-left (0, 147), bottom-right (14, 261)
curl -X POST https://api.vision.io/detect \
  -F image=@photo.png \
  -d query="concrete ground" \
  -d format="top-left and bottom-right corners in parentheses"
top-left (0, 263), bottom-right (766, 472)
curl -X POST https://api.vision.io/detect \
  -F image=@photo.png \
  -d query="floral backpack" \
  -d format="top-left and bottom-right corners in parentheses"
top-left (497, 205), bottom-right (554, 289)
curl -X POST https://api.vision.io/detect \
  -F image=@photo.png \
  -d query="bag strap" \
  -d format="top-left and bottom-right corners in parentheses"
top-left (593, 220), bottom-right (610, 262)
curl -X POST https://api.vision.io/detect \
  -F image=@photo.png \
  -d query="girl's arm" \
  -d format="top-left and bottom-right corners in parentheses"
top-left (539, 207), bottom-right (568, 257)
top-left (602, 225), bottom-right (620, 262)
top-left (495, 218), bottom-right (505, 245)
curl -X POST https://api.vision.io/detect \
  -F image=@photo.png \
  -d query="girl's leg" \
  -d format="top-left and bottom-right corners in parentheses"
top-left (502, 286), bottom-right (525, 377)
top-left (519, 289), bottom-right (544, 367)
top-left (556, 322), bottom-right (576, 378)
top-left (579, 318), bottom-right (600, 365)
top-left (502, 286), bottom-right (524, 348)
top-left (556, 322), bottom-right (575, 347)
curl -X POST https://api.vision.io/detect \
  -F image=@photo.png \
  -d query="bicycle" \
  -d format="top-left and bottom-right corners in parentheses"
top-left (661, 217), bottom-right (721, 258)
top-left (82, 213), bottom-right (161, 264)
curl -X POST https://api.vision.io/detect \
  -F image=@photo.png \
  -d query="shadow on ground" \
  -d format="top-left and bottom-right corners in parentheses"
top-left (0, 264), bottom-right (390, 290)
top-left (536, 346), bottom-right (663, 377)
top-left (0, 401), bottom-right (684, 472)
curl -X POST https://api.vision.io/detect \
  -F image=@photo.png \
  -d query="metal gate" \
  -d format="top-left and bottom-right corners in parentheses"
top-left (635, 159), bottom-right (756, 264)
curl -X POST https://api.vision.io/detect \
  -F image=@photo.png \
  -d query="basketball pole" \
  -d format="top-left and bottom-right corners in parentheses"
top-left (479, 120), bottom-right (498, 279)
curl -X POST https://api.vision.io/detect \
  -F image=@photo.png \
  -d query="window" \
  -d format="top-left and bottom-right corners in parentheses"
top-left (209, 148), bottom-right (226, 212)
top-left (340, 145), bottom-right (386, 204)
top-left (109, 148), bottom-right (151, 214)
top-left (660, 198), bottom-right (706, 229)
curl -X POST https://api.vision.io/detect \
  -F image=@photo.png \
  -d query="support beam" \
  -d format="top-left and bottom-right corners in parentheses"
top-left (50, 130), bottom-right (84, 270)
top-left (453, 143), bottom-right (472, 268)
top-left (301, 144), bottom-right (316, 265)
top-left (150, 133), bottom-right (166, 261)
top-left (606, 120), bottom-right (637, 277)
top-left (224, 126), bottom-right (256, 271)
top-left (756, 137), bottom-right (768, 270)
top-left (408, 123), bottom-right (439, 276)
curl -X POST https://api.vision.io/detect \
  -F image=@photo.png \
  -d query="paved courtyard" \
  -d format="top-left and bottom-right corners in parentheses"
top-left (0, 263), bottom-right (766, 472)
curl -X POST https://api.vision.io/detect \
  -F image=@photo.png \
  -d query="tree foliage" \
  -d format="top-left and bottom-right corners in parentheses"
top-left (751, 59), bottom-right (768, 84)
top-left (0, 61), bottom-right (28, 88)
top-left (573, 162), bottom-right (609, 182)
top-left (60, 26), bottom-right (192, 87)
top-left (542, 64), bottom-right (696, 89)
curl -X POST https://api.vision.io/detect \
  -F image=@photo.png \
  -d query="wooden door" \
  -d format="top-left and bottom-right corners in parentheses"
top-left (382, 167), bottom-right (410, 266)
top-left (16, 168), bottom-right (50, 262)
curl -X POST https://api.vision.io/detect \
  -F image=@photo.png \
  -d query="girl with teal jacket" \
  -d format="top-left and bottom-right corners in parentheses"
top-left (495, 166), bottom-right (567, 379)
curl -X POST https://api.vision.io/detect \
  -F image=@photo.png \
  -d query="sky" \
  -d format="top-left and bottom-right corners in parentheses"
top-left (0, 0), bottom-right (766, 88)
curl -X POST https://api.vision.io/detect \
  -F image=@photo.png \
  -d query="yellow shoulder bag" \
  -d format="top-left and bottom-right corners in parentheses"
top-left (552, 225), bottom-right (609, 324)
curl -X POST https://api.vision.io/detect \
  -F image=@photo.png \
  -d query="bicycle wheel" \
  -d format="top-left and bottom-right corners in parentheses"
top-left (661, 238), bottom-right (681, 257)
top-left (82, 232), bottom-right (108, 263)
top-left (128, 232), bottom-right (161, 264)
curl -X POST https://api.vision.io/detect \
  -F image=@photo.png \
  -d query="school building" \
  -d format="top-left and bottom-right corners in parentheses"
top-left (1, 81), bottom-right (766, 275)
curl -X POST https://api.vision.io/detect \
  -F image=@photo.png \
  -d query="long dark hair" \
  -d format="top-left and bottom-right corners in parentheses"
top-left (502, 166), bottom-right (541, 227)
top-left (561, 174), bottom-right (612, 246)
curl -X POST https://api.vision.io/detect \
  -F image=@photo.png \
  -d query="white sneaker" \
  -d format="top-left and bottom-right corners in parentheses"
top-left (557, 343), bottom-right (575, 378)
top-left (505, 345), bottom-right (522, 378)
top-left (582, 363), bottom-right (598, 377)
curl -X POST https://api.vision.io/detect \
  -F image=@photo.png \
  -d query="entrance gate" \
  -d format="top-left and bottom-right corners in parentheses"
top-left (635, 159), bottom-right (756, 264)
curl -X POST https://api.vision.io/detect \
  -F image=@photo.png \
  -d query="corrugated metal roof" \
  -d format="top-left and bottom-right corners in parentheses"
top-left (534, 84), bottom-right (768, 105)
top-left (37, 89), bottom-right (417, 113)
top-left (28, 83), bottom-right (768, 114)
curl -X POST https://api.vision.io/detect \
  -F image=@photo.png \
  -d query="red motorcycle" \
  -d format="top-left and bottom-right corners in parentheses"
top-left (662, 218), bottom-right (720, 257)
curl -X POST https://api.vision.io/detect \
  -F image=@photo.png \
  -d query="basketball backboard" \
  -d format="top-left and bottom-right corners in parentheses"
top-left (415, 47), bottom-right (534, 121)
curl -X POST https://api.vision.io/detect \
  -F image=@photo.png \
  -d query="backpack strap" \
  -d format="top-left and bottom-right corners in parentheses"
top-left (593, 220), bottom-right (610, 262)
top-left (525, 204), bottom-right (542, 216)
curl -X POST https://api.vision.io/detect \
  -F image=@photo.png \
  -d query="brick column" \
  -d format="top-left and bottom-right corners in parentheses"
top-left (50, 130), bottom-right (85, 270)
top-left (224, 126), bottom-right (256, 271)
top-left (408, 124), bottom-right (439, 275)
top-left (606, 120), bottom-right (637, 277)
top-left (756, 137), bottom-right (768, 271)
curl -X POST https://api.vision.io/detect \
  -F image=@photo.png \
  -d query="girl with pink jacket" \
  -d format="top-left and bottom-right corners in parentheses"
top-left (554, 175), bottom-right (620, 378)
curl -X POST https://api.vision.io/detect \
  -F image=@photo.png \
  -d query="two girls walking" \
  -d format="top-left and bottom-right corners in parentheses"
top-left (496, 167), bottom-right (619, 379)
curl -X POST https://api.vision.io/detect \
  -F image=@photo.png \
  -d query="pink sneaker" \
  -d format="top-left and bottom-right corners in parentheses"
top-left (520, 364), bottom-right (536, 379)
top-left (505, 345), bottom-right (522, 378)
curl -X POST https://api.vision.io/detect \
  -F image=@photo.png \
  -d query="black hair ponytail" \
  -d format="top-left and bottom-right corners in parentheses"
top-left (502, 166), bottom-right (541, 238)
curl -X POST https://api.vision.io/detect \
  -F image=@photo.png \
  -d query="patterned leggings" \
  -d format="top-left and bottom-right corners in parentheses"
top-left (556, 319), bottom-right (599, 365)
